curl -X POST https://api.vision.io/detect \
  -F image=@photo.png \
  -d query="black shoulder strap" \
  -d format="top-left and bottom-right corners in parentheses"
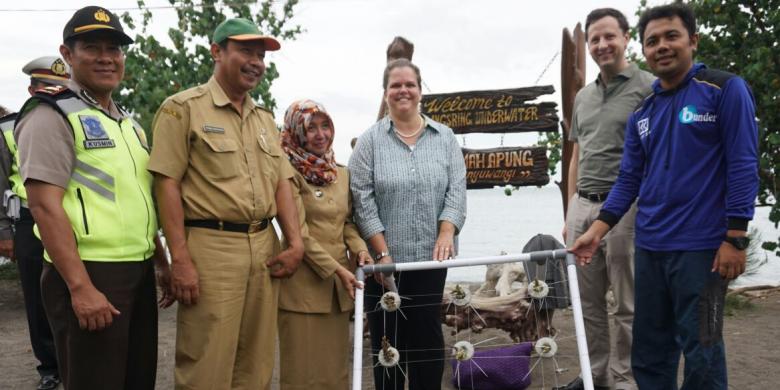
top-left (16, 87), bottom-right (78, 124)
top-left (15, 88), bottom-right (80, 137)
top-left (0, 112), bottom-right (18, 130)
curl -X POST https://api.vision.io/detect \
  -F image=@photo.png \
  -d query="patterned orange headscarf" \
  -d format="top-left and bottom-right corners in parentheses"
top-left (281, 99), bottom-right (338, 186)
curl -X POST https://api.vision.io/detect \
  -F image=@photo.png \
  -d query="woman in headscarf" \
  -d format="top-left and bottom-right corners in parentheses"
top-left (349, 58), bottom-right (468, 389)
top-left (277, 99), bottom-right (371, 390)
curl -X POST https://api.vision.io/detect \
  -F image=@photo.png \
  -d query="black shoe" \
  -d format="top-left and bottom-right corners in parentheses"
top-left (37, 375), bottom-right (60, 390)
top-left (552, 377), bottom-right (611, 390)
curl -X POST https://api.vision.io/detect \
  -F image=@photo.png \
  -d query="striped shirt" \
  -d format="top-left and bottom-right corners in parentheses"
top-left (349, 115), bottom-right (467, 263)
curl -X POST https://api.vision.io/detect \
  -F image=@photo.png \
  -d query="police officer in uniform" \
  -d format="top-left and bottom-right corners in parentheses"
top-left (0, 56), bottom-right (69, 390)
top-left (14, 7), bottom-right (172, 389)
top-left (148, 18), bottom-right (304, 389)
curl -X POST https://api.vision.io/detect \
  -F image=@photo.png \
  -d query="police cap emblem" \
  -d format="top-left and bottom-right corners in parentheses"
top-left (94, 9), bottom-right (111, 23)
top-left (50, 58), bottom-right (67, 76)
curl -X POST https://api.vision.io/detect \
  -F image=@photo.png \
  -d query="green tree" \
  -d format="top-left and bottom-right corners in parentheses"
top-left (117, 0), bottom-right (302, 134)
top-left (688, 0), bottom-right (780, 255)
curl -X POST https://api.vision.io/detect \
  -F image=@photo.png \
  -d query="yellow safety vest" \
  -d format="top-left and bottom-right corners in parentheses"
top-left (0, 113), bottom-right (26, 202)
top-left (18, 89), bottom-right (157, 262)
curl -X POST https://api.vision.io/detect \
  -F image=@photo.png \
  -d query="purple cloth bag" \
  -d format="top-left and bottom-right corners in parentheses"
top-left (451, 341), bottom-right (533, 390)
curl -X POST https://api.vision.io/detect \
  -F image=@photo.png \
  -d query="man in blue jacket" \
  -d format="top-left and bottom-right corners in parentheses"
top-left (571, 3), bottom-right (758, 389)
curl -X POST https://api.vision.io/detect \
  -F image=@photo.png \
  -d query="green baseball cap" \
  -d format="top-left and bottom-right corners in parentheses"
top-left (212, 18), bottom-right (281, 51)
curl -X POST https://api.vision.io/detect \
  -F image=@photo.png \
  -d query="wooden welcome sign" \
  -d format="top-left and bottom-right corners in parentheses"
top-left (463, 146), bottom-right (549, 189)
top-left (421, 86), bottom-right (558, 134)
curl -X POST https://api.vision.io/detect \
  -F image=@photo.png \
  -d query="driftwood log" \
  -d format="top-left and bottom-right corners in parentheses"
top-left (441, 285), bottom-right (556, 343)
top-left (727, 285), bottom-right (780, 298)
top-left (361, 263), bottom-right (558, 342)
top-left (473, 260), bottom-right (527, 298)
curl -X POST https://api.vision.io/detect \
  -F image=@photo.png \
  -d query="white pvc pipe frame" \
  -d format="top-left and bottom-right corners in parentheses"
top-left (351, 249), bottom-right (594, 390)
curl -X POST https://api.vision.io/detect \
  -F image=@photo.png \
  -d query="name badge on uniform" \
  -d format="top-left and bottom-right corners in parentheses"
top-left (203, 125), bottom-right (225, 134)
top-left (79, 115), bottom-right (115, 149)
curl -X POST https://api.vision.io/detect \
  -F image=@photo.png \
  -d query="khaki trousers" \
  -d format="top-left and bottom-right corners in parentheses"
top-left (278, 291), bottom-right (351, 390)
top-left (566, 194), bottom-right (637, 390)
top-left (175, 226), bottom-right (280, 390)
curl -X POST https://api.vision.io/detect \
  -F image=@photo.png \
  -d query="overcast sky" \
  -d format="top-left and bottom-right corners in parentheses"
top-left (0, 0), bottom-right (661, 163)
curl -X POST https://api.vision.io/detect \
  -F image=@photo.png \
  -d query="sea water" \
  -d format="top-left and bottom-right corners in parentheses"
top-left (450, 185), bottom-right (780, 288)
top-left (4, 185), bottom-right (775, 288)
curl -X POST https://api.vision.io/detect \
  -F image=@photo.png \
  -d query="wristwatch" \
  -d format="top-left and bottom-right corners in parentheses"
top-left (374, 251), bottom-right (390, 261)
top-left (724, 236), bottom-right (750, 250)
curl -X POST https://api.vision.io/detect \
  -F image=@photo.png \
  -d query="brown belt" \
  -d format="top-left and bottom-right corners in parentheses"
top-left (184, 219), bottom-right (271, 233)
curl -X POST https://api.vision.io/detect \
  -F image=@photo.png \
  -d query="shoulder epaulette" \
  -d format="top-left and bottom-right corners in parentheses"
top-left (169, 84), bottom-right (209, 104)
top-left (255, 103), bottom-right (274, 116)
top-left (693, 68), bottom-right (736, 90)
top-left (35, 84), bottom-right (69, 96)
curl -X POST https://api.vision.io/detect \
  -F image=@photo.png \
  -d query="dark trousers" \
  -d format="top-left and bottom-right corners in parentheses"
top-left (14, 209), bottom-right (58, 377)
top-left (366, 268), bottom-right (447, 390)
top-left (41, 259), bottom-right (158, 390)
top-left (632, 248), bottom-right (728, 390)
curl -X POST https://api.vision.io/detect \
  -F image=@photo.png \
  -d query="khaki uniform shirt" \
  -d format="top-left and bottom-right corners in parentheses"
top-left (15, 81), bottom-right (123, 189)
top-left (148, 77), bottom-right (292, 222)
top-left (279, 165), bottom-right (368, 313)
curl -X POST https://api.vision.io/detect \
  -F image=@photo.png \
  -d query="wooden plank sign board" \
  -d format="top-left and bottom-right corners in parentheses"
top-left (421, 86), bottom-right (559, 134)
top-left (463, 146), bottom-right (549, 189)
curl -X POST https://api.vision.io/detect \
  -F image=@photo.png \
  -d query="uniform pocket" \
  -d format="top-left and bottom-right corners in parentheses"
top-left (76, 188), bottom-right (90, 235)
top-left (256, 131), bottom-right (282, 184)
top-left (199, 135), bottom-right (240, 180)
top-left (256, 130), bottom-right (281, 157)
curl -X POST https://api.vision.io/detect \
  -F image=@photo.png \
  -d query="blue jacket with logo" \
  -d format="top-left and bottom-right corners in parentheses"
top-left (599, 63), bottom-right (758, 251)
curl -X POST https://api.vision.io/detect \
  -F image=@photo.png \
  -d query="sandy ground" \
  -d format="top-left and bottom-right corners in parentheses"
top-left (1, 279), bottom-right (779, 389)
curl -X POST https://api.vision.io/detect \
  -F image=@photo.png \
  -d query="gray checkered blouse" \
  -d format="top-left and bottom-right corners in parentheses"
top-left (348, 115), bottom-right (467, 263)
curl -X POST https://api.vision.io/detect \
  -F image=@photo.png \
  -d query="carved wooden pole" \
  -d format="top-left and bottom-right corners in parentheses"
top-left (377, 36), bottom-right (414, 120)
top-left (558, 24), bottom-right (586, 217)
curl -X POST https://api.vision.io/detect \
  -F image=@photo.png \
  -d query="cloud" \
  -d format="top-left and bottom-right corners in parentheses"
top-left (0, 0), bottom-right (651, 165)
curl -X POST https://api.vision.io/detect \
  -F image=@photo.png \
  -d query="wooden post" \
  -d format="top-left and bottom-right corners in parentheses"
top-left (558, 24), bottom-right (586, 218)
